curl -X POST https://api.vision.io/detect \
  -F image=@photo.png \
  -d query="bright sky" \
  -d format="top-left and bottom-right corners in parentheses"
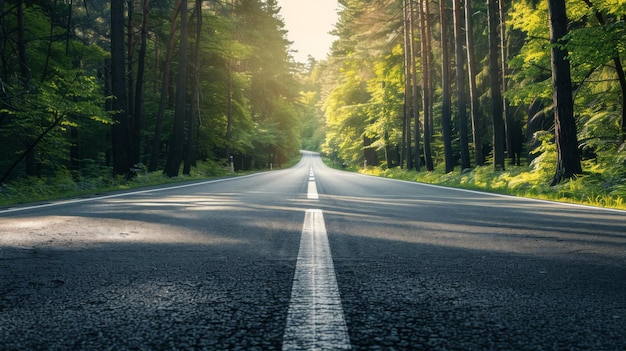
top-left (276, 0), bottom-right (339, 63)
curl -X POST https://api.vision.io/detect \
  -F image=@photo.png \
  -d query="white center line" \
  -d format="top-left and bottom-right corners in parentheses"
top-left (282, 209), bottom-right (351, 350)
top-left (307, 168), bottom-right (319, 200)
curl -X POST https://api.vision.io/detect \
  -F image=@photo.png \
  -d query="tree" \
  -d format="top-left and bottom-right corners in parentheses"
top-left (464, 0), bottom-right (484, 166)
top-left (148, 0), bottom-right (182, 172)
top-left (110, 0), bottom-right (133, 176)
top-left (184, 0), bottom-right (203, 175)
top-left (581, 0), bottom-right (626, 144)
top-left (548, 0), bottom-right (582, 185)
top-left (132, 0), bottom-right (150, 166)
top-left (163, 0), bottom-right (189, 177)
top-left (453, 0), bottom-right (470, 170)
top-left (409, 0), bottom-right (421, 171)
top-left (487, 0), bottom-right (505, 170)
top-left (440, 0), bottom-right (454, 173)
top-left (419, 0), bottom-right (434, 171)
top-left (402, 0), bottom-right (413, 170)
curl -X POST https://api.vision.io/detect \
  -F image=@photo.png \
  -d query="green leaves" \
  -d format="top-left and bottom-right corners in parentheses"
top-left (565, 21), bottom-right (625, 67)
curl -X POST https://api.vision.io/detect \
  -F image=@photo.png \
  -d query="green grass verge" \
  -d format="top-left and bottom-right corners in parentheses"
top-left (0, 156), bottom-right (302, 207)
top-left (323, 157), bottom-right (626, 211)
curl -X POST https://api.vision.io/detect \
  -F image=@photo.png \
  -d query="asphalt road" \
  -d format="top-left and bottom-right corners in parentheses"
top-left (1, 152), bottom-right (625, 350)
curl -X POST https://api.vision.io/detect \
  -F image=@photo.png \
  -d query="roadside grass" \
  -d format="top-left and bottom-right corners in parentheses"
top-left (324, 157), bottom-right (626, 211)
top-left (0, 156), bottom-right (301, 207)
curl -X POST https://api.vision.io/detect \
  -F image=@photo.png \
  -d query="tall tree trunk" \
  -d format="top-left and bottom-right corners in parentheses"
top-left (16, 0), bottom-right (30, 88)
top-left (133, 0), bottom-right (149, 166)
top-left (464, 0), bottom-right (484, 166)
top-left (184, 0), bottom-right (202, 175)
top-left (548, 0), bottom-right (582, 185)
top-left (65, 0), bottom-right (72, 54)
top-left (0, 0), bottom-right (4, 77)
top-left (440, 0), bottom-right (454, 173)
top-left (453, 0), bottom-right (470, 170)
top-left (17, 0), bottom-right (37, 176)
top-left (127, 0), bottom-right (135, 120)
top-left (0, 0), bottom-right (6, 127)
top-left (499, 0), bottom-right (514, 165)
top-left (226, 60), bottom-right (233, 161)
top-left (409, 0), bottom-right (421, 171)
top-left (419, 0), bottom-right (434, 171)
top-left (487, 0), bottom-right (505, 170)
top-left (226, 0), bottom-right (235, 163)
top-left (148, 0), bottom-right (181, 172)
top-left (110, 0), bottom-right (132, 176)
top-left (41, 0), bottom-right (57, 82)
top-left (402, 0), bottom-right (412, 170)
top-left (164, 0), bottom-right (188, 177)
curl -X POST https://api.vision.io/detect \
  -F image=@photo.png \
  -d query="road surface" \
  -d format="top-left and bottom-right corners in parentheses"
top-left (1, 152), bottom-right (625, 350)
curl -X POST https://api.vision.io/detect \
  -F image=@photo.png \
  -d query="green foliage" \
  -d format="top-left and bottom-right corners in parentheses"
top-left (0, 159), bottom-right (233, 207)
top-left (359, 161), bottom-right (625, 210)
top-left (1, 0), bottom-right (303, 187)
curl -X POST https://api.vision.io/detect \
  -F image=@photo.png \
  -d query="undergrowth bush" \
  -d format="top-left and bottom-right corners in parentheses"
top-left (360, 161), bottom-right (625, 211)
top-left (0, 159), bottom-right (232, 207)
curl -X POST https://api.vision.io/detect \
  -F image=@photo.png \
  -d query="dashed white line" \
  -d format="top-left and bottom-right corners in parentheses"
top-left (307, 168), bottom-right (319, 200)
top-left (282, 209), bottom-right (351, 350)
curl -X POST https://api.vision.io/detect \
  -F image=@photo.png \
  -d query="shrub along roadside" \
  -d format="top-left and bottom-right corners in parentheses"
top-left (357, 163), bottom-right (626, 211)
top-left (323, 155), bottom-right (626, 211)
top-left (0, 161), bottom-right (230, 207)
top-left (0, 156), bottom-right (305, 207)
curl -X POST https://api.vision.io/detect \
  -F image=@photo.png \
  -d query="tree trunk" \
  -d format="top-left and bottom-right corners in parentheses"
top-left (163, 0), bottom-right (188, 177)
top-left (0, 0), bottom-right (4, 80)
top-left (363, 135), bottom-right (379, 167)
top-left (384, 131), bottom-right (393, 168)
top-left (440, 0), bottom-right (454, 173)
top-left (402, 0), bottom-right (412, 170)
top-left (0, 0), bottom-right (6, 128)
top-left (464, 0), bottom-right (484, 166)
top-left (41, 0), bottom-right (57, 82)
top-left (110, 0), bottom-right (132, 176)
top-left (487, 0), bottom-right (505, 171)
top-left (499, 0), bottom-right (514, 165)
top-left (419, 0), bottom-right (434, 171)
top-left (16, 0), bottom-right (30, 88)
top-left (548, 0), bottom-right (582, 185)
top-left (133, 0), bottom-right (149, 166)
top-left (126, 0), bottom-right (135, 122)
top-left (409, 0), bottom-right (421, 171)
top-left (16, 0), bottom-right (37, 176)
top-left (148, 0), bottom-right (181, 172)
top-left (184, 0), bottom-right (202, 175)
top-left (453, 0), bottom-right (470, 170)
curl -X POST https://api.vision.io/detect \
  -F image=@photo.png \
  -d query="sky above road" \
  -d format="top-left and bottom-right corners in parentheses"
top-left (276, 0), bottom-right (340, 63)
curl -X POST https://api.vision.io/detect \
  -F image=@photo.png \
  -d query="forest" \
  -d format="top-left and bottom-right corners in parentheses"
top-left (0, 0), bottom-right (302, 185)
top-left (304, 0), bottom-right (626, 205)
top-left (1, 0), bottom-right (626, 206)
